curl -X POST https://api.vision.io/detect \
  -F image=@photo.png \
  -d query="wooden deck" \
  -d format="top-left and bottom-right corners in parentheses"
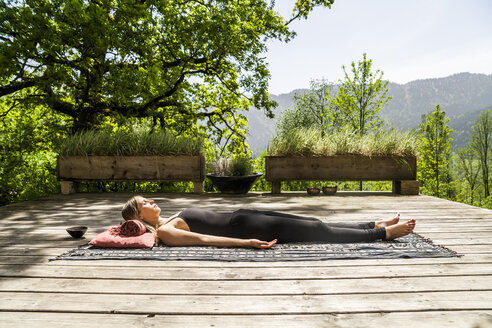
top-left (0, 192), bottom-right (491, 327)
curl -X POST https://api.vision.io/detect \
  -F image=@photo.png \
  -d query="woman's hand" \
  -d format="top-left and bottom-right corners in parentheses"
top-left (248, 239), bottom-right (277, 249)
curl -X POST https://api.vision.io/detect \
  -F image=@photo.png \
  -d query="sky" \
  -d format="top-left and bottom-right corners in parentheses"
top-left (266, 0), bottom-right (492, 95)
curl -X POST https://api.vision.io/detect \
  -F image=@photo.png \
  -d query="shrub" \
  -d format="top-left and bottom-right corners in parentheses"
top-left (209, 156), bottom-right (254, 176)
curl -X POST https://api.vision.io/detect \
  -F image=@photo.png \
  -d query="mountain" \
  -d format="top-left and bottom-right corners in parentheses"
top-left (381, 73), bottom-right (492, 129)
top-left (243, 72), bottom-right (492, 155)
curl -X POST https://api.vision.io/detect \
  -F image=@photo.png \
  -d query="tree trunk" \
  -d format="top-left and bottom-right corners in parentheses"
top-left (483, 165), bottom-right (489, 198)
top-left (71, 109), bottom-right (99, 133)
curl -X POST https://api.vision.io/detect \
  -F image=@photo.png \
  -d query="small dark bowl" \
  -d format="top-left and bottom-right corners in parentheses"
top-left (322, 186), bottom-right (338, 195)
top-left (307, 187), bottom-right (320, 196)
top-left (66, 226), bottom-right (88, 238)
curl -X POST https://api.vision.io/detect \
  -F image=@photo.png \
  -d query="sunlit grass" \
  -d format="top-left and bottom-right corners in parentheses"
top-left (59, 129), bottom-right (203, 156)
top-left (268, 128), bottom-right (419, 157)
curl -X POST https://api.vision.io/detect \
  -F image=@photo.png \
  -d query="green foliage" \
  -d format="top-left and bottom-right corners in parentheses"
top-left (59, 129), bottom-right (203, 156)
top-left (276, 54), bottom-right (391, 140)
top-left (417, 105), bottom-right (453, 197)
top-left (209, 156), bottom-right (254, 176)
top-left (455, 145), bottom-right (481, 204)
top-left (0, 100), bottom-right (71, 205)
top-left (331, 53), bottom-right (391, 135)
top-left (230, 157), bottom-right (255, 176)
top-left (0, 0), bottom-right (333, 145)
top-left (470, 109), bottom-right (492, 198)
top-left (268, 127), bottom-right (419, 157)
top-left (250, 150), bottom-right (270, 191)
top-left (276, 79), bottom-right (336, 137)
top-left (480, 195), bottom-right (492, 209)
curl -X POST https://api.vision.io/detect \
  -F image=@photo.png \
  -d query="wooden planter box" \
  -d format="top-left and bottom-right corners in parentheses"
top-left (57, 155), bottom-right (205, 194)
top-left (265, 155), bottom-right (419, 195)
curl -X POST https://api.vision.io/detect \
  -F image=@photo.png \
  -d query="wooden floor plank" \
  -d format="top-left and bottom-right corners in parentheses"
top-left (1, 254), bottom-right (490, 266)
top-left (1, 291), bottom-right (491, 314)
top-left (0, 311), bottom-right (490, 328)
top-left (0, 275), bottom-right (490, 295)
top-left (433, 238), bottom-right (492, 245)
top-left (1, 263), bottom-right (490, 280)
top-left (445, 245), bottom-right (492, 254)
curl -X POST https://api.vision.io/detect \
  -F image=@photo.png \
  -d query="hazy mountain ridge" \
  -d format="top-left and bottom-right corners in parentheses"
top-left (244, 72), bottom-right (492, 155)
top-left (382, 73), bottom-right (492, 129)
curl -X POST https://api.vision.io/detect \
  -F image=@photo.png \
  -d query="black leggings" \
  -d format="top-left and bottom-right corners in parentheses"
top-left (179, 208), bottom-right (387, 243)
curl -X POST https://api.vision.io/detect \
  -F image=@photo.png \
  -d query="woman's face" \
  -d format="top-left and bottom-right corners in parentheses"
top-left (136, 196), bottom-right (161, 222)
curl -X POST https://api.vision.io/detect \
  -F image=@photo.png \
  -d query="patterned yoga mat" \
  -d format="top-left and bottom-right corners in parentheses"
top-left (52, 233), bottom-right (459, 262)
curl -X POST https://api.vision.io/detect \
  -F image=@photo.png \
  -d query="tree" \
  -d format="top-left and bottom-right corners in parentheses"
top-left (276, 79), bottom-right (335, 137)
top-left (470, 109), bottom-right (492, 198)
top-left (331, 53), bottom-right (391, 136)
top-left (417, 105), bottom-right (453, 198)
top-left (0, 0), bottom-right (334, 138)
top-left (330, 53), bottom-right (391, 190)
top-left (0, 97), bottom-right (69, 204)
top-left (455, 145), bottom-right (481, 204)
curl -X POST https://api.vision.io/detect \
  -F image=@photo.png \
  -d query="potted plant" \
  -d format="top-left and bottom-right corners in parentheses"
top-left (57, 129), bottom-right (205, 194)
top-left (265, 128), bottom-right (419, 195)
top-left (206, 156), bottom-right (263, 194)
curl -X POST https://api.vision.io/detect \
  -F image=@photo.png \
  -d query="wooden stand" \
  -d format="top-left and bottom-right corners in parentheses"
top-left (58, 155), bottom-right (205, 194)
top-left (265, 155), bottom-right (419, 195)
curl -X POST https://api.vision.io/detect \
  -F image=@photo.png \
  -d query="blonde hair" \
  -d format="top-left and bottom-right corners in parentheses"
top-left (121, 195), bottom-right (158, 241)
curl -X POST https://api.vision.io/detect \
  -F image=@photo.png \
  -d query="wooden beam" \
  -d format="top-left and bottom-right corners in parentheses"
top-left (265, 155), bottom-right (417, 181)
top-left (58, 156), bottom-right (204, 181)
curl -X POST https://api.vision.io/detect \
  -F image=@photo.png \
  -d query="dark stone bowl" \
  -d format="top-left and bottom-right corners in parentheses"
top-left (307, 187), bottom-right (320, 196)
top-left (66, 226), bottom-right (88, 238)
top-left (322, 186), bottom-right (338, 195)
top-left (206, 172), bottom-right (263, 194)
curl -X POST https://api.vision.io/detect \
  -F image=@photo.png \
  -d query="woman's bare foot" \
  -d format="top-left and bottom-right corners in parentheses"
top-left (375, 212), bottom-right (400, 228)
top-left (385, 219), bottom-right (416, 240)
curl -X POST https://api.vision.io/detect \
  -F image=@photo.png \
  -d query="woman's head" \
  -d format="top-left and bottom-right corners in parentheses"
top-left (122, 196), bottom-right (160, 240)
top-left (121, 196), bottom-right (140, 221)
top-left (122, 195), bottom-right (161, 223)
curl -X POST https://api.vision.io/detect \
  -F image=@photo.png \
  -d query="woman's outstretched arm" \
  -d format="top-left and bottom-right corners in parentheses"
top-left (157, 225), bottom-right (277, 249)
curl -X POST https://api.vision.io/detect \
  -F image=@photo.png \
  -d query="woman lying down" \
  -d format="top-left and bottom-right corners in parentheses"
top-left (121, 196), bottom-right (416, 249)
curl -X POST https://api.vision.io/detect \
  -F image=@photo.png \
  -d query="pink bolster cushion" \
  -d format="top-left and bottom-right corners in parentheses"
top-left (120, 220), bottom-right (146, 236)
top-left (89, 227), bottom-right (155, 248)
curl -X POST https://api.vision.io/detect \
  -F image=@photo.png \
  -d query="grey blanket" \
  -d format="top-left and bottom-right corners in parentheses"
top-left (52, 233), bottom-right (459, 262)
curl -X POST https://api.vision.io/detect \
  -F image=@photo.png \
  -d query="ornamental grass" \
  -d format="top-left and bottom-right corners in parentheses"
top-left (267, 128), bottom-right (419, 157)
top-left (59, 129), bottom-right (203, 157)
